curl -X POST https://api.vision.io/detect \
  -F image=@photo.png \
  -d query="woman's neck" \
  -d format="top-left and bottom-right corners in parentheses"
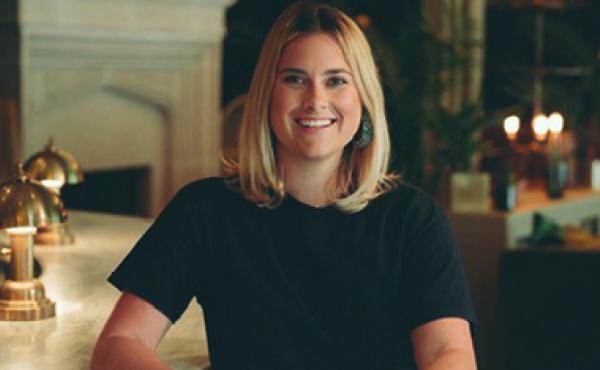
top-left (279, 153), bottom-right (342, 208)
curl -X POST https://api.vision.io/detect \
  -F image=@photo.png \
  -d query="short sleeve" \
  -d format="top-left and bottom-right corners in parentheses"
top-left (108, 185), bottom-right (208, 323)
top-left (402, 193), bottom-right (477, 331)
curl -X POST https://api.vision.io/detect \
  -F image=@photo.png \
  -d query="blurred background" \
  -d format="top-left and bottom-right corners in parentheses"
top-left (2, 1), bottom-right (600, 370)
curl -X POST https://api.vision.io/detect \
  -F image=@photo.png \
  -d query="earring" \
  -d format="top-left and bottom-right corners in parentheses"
top-left (353, 110), bottom-right (373, 149)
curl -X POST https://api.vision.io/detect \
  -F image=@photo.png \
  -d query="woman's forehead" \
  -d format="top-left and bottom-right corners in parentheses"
top-left (277, 32), bottom-right (350, 72)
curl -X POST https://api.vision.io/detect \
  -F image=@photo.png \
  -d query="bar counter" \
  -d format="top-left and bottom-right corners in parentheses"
top-left (0, 211), bottom-right (210, 370)
top-left (448, 188), bottom-right (600, 370)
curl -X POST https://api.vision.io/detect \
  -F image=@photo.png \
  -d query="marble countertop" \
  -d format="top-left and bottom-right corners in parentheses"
top-left (0, 211), bottom-right (210, 370)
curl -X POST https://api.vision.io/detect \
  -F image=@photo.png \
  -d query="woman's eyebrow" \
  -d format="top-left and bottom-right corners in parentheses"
top-left (277, 67), bottom-right (352, 76)
top-left (323, 68), bottom-right (352, 76)
top-left (278, 67), bottom-right (307, 75)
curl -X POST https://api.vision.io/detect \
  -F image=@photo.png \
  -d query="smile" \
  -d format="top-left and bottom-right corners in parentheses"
top-left (295, 118), bottom-right (337, 128)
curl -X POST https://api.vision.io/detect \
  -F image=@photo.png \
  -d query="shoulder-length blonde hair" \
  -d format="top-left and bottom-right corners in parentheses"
top-left (224, 1), bottom-right (398, 213)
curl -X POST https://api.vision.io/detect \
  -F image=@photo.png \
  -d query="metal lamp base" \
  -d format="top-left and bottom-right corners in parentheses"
top-left (0, 279), bottom-right (55, 321)
top-left (34, 223), bottom-right (74, 246)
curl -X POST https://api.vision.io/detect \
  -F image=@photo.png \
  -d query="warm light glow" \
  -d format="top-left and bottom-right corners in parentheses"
top-left (6, 226), bottom-right (37, 235)
top-left (40, 179), bottom-right (64, 191)
top-left (532, 114), bottom-right (549, 141)
top-left (503, 115), bottom-right (520, 140)
top-left (548, 112), bottom-right (564, 134)
top-left (55, 300), bottom-right (83, 315)
top-left (355, 14), bottom-right (372, 27)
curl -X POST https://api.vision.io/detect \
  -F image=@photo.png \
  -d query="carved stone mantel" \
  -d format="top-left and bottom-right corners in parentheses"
top-left (3, 0), bottom-right (236, 215)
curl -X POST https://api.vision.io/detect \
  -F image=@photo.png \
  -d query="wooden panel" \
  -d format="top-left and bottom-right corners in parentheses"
top-left (500, 249), bottom-right (600, 370)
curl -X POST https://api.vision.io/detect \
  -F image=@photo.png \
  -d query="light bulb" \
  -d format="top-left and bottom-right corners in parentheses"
top-left (503, 115), bottom-right (520, 140)
top-left (40, 179), bottom-right (64, 193)
top-left (6, 226), bottom-right (37, 235)
top-left (548, 112), bottom-right (564, 134)
top-left (532, 114), bottom-right (549, 141)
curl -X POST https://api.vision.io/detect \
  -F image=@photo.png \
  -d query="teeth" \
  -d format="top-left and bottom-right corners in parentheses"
top-left (298, 119), bottom-right (333, 128)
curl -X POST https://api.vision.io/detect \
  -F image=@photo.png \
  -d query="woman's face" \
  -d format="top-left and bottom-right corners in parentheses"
top-left (270, 32), bottom-right (362, 164)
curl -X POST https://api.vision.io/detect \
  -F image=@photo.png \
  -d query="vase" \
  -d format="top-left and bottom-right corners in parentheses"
top-left (547, 158), bottom-right (568, 199)
top-left (450, 171), bottom-right (491, 213)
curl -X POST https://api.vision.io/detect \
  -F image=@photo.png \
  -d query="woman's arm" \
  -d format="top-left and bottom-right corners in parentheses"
top-left (91, 292), bottom-right (173, 370)
top-left (411, 317), bottom-right (477, 370)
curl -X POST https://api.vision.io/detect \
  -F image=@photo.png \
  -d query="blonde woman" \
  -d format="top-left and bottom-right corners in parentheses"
top-left (92, 2), bottom-right (477, 370)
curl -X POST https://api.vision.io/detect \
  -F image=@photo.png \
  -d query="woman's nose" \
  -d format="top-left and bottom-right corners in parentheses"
top-left (302, 83), bottom-right (328, 111)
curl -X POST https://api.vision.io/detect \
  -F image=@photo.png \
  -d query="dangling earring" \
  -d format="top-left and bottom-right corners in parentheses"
top-left (353, 109), bottom-right (373, 149)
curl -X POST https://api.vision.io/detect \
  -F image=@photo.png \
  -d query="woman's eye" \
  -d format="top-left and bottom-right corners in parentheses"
top-left (326, 76), bottom-right (348, 87)
top-left (282, 75), bottom-right (305, 85)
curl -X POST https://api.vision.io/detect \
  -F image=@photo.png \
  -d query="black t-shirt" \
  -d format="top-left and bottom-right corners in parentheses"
top-left (109, 177), bottom-right (477, 370)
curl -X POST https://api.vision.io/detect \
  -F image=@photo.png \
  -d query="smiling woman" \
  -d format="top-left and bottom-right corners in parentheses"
top-left (227, 1), bottom-right (397, 213)
top-left (92, 2), bottom-right (477, 370)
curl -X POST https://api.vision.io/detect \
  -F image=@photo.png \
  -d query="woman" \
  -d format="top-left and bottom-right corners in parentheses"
top-left (91, 2), bottom-right (477, 370)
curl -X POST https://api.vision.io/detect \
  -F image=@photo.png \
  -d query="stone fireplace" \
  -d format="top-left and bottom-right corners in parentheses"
top-left (1, 0), bottom-right (235, 215)
top-left (61, 166), bottom-right (151, 216)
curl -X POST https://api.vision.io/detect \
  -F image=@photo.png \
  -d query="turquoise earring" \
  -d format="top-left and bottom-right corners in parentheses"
top-left (353, 110), bottom-right (373, 149)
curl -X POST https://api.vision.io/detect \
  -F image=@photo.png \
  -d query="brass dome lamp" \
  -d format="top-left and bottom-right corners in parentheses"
top-left (24, 139), bottom-right (84, 245)
top-left (0, 164), bottom-right (67, 320)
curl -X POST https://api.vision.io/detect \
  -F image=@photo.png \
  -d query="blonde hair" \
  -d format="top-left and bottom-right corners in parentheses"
top-left (223, 1), bottom-right (398, 213)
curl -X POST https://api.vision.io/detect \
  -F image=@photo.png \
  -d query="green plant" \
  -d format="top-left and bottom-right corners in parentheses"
top-left (369, 2), bottom-right (489, 194)
top-left (428, 103), bottom-right (492, 173)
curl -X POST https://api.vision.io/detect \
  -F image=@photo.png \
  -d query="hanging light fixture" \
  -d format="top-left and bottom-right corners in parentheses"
top-left (0, 164), bottom-right (67, 320)
top-left (24, 139), bottom-right (83, 245)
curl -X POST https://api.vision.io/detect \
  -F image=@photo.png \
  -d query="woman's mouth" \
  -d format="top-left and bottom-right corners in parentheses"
top-left (295, 118), bottom-right (337, 129)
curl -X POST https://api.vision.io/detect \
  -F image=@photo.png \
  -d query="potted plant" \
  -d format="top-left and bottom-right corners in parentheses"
top-left (427, 103), bottom-right (494, 212)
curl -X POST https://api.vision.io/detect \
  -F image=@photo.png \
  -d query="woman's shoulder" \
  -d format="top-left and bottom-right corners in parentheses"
top-left (367, 182), bottom-right (451, 246)
top-left (177, 176), bottom-right (234, 197)
top-left (373, 180), bottom-right (438, 210)
top-left (179, 176), bottom-right (228, 195)
top-left (367, 180), bottom-right (445, 226)
top-left (170, 177), bottom-right (240, 209)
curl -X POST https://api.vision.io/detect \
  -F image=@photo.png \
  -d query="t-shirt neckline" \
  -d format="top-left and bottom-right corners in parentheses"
top-left (284, 193), bottom-right (335, 212)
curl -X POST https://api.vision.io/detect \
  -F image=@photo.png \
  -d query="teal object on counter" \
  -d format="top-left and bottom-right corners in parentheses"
top-left (527, 212), bottom-right (564, 247)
